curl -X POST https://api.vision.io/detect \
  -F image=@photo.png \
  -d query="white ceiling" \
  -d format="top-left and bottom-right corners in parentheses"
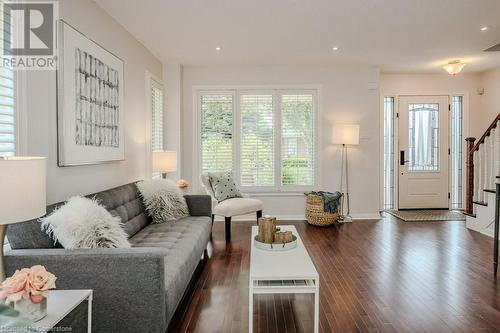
top-left (94, 0), bottom-right (500, 73)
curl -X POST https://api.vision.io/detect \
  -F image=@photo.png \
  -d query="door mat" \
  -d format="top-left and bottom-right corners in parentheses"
top-left (384, 209), bottom-right (465, 222)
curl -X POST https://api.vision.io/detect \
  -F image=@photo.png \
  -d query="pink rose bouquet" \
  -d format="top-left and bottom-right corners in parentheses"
top-left (177, 179), bottom-right (189, 189)
top-left (0, 265), bottom-right (56, 304)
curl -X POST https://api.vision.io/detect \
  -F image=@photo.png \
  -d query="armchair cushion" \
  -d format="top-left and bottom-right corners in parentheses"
top-left (213, 197), bottom-right (263, 217)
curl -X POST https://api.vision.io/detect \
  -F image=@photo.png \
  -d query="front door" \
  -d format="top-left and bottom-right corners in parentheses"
top-left (398, 96), bottom-right (449, 209)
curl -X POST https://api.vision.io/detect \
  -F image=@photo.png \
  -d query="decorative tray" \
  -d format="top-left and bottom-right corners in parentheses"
top-left (253, 235), bottom-right (297, 251)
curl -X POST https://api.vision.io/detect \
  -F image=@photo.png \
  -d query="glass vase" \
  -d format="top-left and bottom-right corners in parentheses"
top-left (10, 297), bottom-right (47, 322)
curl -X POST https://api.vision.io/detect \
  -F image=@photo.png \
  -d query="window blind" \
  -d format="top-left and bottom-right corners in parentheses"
top-left (200, 94), bottom-right (233, 173)
top-left (151, 80), bottom-right (164, 152)
top-left (281, 94), bottom-right (314, 186)
top-left (240, 94), bottom-right (274, 186)
top-left (0, 1), bottom-right (15, 157)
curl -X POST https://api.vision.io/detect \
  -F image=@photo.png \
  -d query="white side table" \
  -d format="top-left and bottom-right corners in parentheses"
top-left (31, 290), bottom-right (92, 333)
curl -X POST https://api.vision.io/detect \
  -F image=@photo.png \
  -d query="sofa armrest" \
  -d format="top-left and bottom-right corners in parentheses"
top-left (5, 248), bottom-right (167, 333)
top-left (184, 194), bottom-right (212, 217)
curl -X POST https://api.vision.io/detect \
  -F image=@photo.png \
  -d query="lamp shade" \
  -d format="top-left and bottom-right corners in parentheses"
top-left (332, 124), bottom-right (360, 145)
top-left (0, 157), bottom-right (47, 224)
top-left (152, 151), bottom-right (177, 173)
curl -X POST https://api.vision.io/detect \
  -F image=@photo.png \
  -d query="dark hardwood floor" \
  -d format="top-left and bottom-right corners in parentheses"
top-left (170, 215), bottom-right (500, 333)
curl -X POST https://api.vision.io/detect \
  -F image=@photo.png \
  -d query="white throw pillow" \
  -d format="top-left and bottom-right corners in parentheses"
top-left (40, 196), bottom-right (131, 249)
top-left (136, 179), bottom-right (189, 223)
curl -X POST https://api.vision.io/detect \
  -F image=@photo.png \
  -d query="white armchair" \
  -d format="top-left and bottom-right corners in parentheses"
top-left (200, 174), bottom-right (263, 241)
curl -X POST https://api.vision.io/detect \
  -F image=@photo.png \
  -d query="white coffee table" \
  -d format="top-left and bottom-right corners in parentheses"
top-left (249, 225), bottom-right (319, 333)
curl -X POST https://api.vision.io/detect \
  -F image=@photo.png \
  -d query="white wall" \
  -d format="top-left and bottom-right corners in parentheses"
top-left (380, 73), bottom-right (483, 138)
top-left (25, 0), bottom-right (162, 204)
top-left (480, 67), bottom-right (500, 129)
top-left (163, 64), bottom-right (183, 180)
top-left (181, 65), bottom-right (381, 219)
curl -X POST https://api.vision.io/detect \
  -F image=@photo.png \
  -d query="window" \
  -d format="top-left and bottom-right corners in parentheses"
top-left (408, 103), bottom-right (440, 172)
top-left (450, 96), bottom-right (463, 209)
top-left (281, 94), bottom-right (314, 186)
top-left (199, 89), bottom-right (317, 191)
top-left (240, 94), bottom-right (274, 186)
top-left (200, 93), bottom-right (234, 174)
top-left (383, 97), bottom-right (395, 209)
top-left (0, 0), bottom-right (16, 157)
top-left (149, 77), bottom-right (164, 178)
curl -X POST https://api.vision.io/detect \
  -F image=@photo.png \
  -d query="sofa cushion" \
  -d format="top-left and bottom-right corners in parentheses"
top-left (129, 216), bottom-right (211, 323)
top-left (7, 183), bottom-right (150, 249)
top-left (213, 197), bottom-right (263, 217)
top-left (94, 183), bottom-right (150, 237)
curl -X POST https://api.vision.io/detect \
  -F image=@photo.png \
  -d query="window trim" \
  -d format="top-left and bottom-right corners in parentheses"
top-left (145, 71), bottom-right (165, 178)
top-left (193, 85), bottom-right (321, 194)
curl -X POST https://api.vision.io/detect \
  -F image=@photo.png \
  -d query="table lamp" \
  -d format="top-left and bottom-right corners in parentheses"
top-left (152, 151), bottom-right (177, 179)
top-left (332, 124), bottom-right (360, 222)
top-left (0, 157), bottom-right (46, 281)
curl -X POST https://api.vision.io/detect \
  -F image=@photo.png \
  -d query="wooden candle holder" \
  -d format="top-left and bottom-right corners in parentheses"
top-left (274, 231), bottom-right (293, 244)
top-left (258, 216), bottom-right (277, 243)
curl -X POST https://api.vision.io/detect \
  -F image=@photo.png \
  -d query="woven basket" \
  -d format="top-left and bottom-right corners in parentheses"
top-left (305, 193), bottom-right (340, 226)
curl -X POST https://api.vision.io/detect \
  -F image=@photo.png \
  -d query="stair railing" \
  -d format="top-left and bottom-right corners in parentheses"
top-left (465, 113), bottom-right (500, 215)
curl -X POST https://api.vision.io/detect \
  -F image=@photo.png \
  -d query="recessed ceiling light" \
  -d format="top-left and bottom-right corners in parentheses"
top-left (215, 46), bottom-right (222, 51)
top-left (480, 26), bottom-right (488, 31)
top-left (332, 46), bottom-right (339, 51)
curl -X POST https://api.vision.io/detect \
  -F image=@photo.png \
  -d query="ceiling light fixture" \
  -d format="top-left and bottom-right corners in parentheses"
top-left (480, 26), bottom-right (489, 31)
top-left (443, 60), bottom-right (466, 75)
top-left (332, 46), bottom-right (339, 51)
top-left (215, 46), bottom-right (222, 51)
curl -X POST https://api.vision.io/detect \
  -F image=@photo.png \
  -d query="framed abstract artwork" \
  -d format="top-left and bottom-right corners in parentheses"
top-left (57, 20), bottom-right (124, 166)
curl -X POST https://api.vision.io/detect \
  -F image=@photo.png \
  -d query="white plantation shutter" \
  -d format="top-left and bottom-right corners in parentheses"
top-left (200, 94), bottom-right (233, 173)
top-left (198, 89), bottom-right (316, 190)
top-left (240, 94), bottom-right (274, 187)
top-left (0, 1), bottom-right (16, 157)
top-left (151, 80), bottom-right (164, 152)
top-left (281, 94), bottom-right (315, 186)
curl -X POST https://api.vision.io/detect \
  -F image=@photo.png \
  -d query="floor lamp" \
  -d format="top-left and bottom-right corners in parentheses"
top-left (152, 151), bottom-right (177, 179)
top-left (0, 157), bottom-right (46, 281)
top-left (332, 124), bottom-right (360, 222)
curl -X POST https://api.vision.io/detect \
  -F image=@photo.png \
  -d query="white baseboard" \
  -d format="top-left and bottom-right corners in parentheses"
top-left (214, 213), bottom-right (382, 222)
top-left (351, 213), bottom-right (383, 220)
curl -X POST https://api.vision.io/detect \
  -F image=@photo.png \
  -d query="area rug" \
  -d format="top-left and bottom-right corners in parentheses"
top-left (384, 209), bottom-right (465, 222)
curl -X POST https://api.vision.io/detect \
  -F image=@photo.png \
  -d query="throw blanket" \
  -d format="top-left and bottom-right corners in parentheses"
top-left (311, 191), bottom-right (343, 213)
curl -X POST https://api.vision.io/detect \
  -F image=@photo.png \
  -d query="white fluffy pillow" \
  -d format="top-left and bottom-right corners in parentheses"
top-left (136, 179), bottom-right (189, 223)
top-left (40, 196), bottom-right (131, 249)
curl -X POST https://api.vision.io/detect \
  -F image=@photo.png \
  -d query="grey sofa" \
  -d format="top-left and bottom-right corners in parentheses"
top-left (5, 182), bottom-right (212, 333)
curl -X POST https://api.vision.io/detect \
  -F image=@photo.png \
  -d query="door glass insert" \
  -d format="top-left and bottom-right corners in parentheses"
top-left (408, 103), bottom-right (439, 172)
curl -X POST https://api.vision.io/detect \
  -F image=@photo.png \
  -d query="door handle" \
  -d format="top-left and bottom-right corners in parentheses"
top-left (400, 150), bottom-right (405, 166)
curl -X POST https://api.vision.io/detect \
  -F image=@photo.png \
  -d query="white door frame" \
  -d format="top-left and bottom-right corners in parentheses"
top-left (379, 92), bottom-right (470, 211)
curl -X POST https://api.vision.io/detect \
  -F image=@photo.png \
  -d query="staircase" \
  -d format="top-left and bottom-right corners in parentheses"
top-left (464, 113), bottom-right (500, 238)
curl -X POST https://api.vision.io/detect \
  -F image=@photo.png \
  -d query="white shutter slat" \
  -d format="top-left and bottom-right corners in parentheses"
top-left (0, 0), bottom-right (15, 157)
top-left (200, 94), bottom-right (233, 173)
top-left (151, 83), bottom-right (164, 152)
top-left (281, 94), bottom-right (315, 186)
top-left (240, 94), bottom-right (274, 187)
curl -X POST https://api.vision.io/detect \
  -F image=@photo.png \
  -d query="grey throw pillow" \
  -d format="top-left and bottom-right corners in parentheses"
top-left (208, 172), bottom-right (242, 202)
